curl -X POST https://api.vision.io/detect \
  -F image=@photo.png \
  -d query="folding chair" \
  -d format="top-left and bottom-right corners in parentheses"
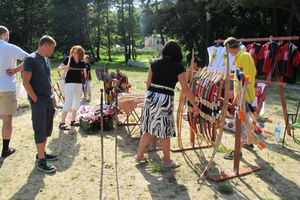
top-left (282, 100), bottom-right (300, 147)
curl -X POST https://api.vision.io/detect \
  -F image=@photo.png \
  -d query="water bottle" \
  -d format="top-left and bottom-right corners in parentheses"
top-left (274, 123), bottom-right (281, 141)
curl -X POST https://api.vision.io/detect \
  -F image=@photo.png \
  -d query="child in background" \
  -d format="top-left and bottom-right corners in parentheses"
top-left (84, 55), bottom-right (92, 101)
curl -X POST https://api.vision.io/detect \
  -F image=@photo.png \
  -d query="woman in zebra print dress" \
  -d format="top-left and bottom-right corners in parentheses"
top-left (135, 40), bottom-right (200, 168)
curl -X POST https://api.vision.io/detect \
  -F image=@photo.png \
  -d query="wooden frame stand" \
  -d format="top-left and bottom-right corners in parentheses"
top-left (209, 35), bottom-right (299, 181)
top-left (171, 127), bottom-right (212, 152)
top-left (209, 117), bottom-right (260, 181)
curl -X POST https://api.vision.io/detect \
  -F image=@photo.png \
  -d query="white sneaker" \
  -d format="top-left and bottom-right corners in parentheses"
top-left (87, 97), bottom-right (92, 101)
top-left (224, 118), bottom-right (236, 132)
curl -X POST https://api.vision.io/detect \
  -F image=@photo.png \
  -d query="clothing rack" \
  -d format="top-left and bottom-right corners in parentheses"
top-left (214, 36), bottom-right (299, 43)
top-left (215, 36), bottom-right (299, 136)
top-left (209, 36), bottom-right (299, 182)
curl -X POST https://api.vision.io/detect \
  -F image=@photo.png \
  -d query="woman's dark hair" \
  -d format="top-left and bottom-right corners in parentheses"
top-left (161, 40), bottom-right (183, 63)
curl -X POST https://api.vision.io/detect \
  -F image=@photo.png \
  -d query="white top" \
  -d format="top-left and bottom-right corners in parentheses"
top-left (216, 47), bottom-right (236, 72)
top-left (0, 39), bottom-right (28, 92)
top-left (207, 46), bottom-right (224, 72)
top-left (207, 45), bottom-right (236, 72)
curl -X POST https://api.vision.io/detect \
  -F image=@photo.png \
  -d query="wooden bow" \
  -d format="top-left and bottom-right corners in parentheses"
top-left (198, 44), bottom-right (231, 181)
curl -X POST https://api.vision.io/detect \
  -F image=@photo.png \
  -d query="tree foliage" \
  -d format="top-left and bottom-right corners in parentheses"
top-left (0, 0), bottom-right (299, 64)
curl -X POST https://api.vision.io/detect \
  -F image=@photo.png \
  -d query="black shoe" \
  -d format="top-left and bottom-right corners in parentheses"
top-left (36, 152), bottom-right (58, 161)
top-left (1, 147), bottom-right (16, 158)
top-left (223, 150), bottom-right (243, 160)
top-left (243, 142), bottom-right (254, 150)
top-left (37, 159), bottom-right (56, 173)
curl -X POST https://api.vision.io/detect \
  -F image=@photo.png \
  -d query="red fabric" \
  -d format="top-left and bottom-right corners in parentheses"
top-left (292, 51), bottom-right (300, 68)
top-left (257, 42), bottom-right (281, 76)
top-left (246, 43), bottom-right (261, 66)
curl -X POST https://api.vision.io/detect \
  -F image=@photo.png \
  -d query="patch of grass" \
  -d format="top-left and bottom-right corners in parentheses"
top-left (89, 175), bottom-right (95, 181)
top-left (265, 179), bottom-right (274, 184)
top-left (0, 177), bottom-right (9, 184)
top-left (150, 164), bottom-right (164, 173)
top-left (256, 173), bottom-right (264, 178)
top-left (142, 62), bottom-right (150, 66)
top-left (217, 145), bottom-right (226, 153)
top-left (268, 162), bottom-right (275, 166)
top-left (219, 184), bottom-right (234, 194)
top-left (71, 173), bottom-right (80, 180)
top-left (263, 197), bottom-right (273, 200)
top-left (179, 184), bottom-right (188, 191)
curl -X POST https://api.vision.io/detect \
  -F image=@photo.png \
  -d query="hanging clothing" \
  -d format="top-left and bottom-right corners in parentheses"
top-left (246, 43), bottom-right (262, 67)
top-left (207, 46), bottom-right (224, 72)
top-left (281, 50), bottom-right (300, 84)
top-left (277, 42), bottom-right (299, 84)
top-left (207, 45), bottom-right (235, 72)
top-left (257, 41), bottom-right (281, 76)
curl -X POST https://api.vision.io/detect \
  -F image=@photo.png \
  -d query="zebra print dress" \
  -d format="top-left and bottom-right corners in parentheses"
top-left (141, 90), bottom-right (176, 138)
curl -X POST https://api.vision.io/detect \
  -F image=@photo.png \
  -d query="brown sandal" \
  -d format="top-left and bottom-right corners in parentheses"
top-left (70, 120), bottom-right (80, 126)
top-left (59, 122), bottom-right (70, 130)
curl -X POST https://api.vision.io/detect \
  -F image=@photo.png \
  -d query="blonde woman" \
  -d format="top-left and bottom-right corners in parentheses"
top-left (57, 45), bottom-right (86, 130)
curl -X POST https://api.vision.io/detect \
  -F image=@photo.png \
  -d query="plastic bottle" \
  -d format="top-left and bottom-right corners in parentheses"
top-left (274, 123), bottom-right (281, 141)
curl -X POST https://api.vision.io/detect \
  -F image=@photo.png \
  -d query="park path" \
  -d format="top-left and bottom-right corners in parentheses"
top-left (130, 60), bottom-right (149, 68)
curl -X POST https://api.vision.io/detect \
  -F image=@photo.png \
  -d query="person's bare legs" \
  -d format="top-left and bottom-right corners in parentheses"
top-left (246, 134), bottom-right (252, 145)
top-left (37, 138), bottom-right (47, 159)
top-left (61, 111), bottom-right (68, 124)
top-left (240, 136), bottom-right (246, 153)
top-left (71, 109), bottom-right (77, 121)
top-left (136, 132), bottom-right (152, 161)
top-left (161, 137), bottom-right (172, 166)
top-left (2, 115), bottom-right (14, 154)
top-left (2, 115), bottom-right (13, 140)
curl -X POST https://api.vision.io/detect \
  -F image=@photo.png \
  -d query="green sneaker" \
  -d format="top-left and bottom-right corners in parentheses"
top-left (37, 159), bottom-right (56, 173)
top-left (36, 152), bottom-right (58, 161)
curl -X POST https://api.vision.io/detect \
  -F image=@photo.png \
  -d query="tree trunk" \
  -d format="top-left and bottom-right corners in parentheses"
top-left (287, 12), bottom-right (294, 36)
top-left (106, 0), bottom-right (112, 62)
top-left (121, 0), bottom-right (128, 65)
top-left (96, 0), bottom-right (101, 60)
top-left (272, 8), bottom-right (278, 36)
top-left (159, 29), bottom-right (165, 46)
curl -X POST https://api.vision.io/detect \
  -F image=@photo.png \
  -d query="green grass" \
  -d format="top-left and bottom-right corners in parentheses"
top-left (218, 184), bottom-right (234, 194)
top-left (217, 145), bottom-right (226, 153)
top-left (150, 163), bottom-right (164, 173)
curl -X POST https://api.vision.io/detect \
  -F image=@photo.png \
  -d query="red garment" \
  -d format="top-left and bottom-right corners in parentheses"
top-left (278, 43), bottom-right (300, 84)
top-left (257, 41), bottom-right (281, 76)
top-left (246, 43), bottom-right (262, 66)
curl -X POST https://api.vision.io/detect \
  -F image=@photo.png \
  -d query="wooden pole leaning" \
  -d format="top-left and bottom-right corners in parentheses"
top-left (100, 89), bottom-right (104, 164)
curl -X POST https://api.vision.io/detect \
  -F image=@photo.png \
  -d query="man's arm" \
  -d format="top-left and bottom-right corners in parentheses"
top-left (6, 55), bottom-right (28, 76)
top-left (23, 71), bottom-right (37, 103)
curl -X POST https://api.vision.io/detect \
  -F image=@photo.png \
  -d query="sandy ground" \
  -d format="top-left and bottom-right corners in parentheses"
top-left (0, 84), bottom-right (300, 200)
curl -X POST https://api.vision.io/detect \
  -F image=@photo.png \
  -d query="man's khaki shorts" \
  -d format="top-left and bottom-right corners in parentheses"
top-left (0, 91), bottom-right (17, 115)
